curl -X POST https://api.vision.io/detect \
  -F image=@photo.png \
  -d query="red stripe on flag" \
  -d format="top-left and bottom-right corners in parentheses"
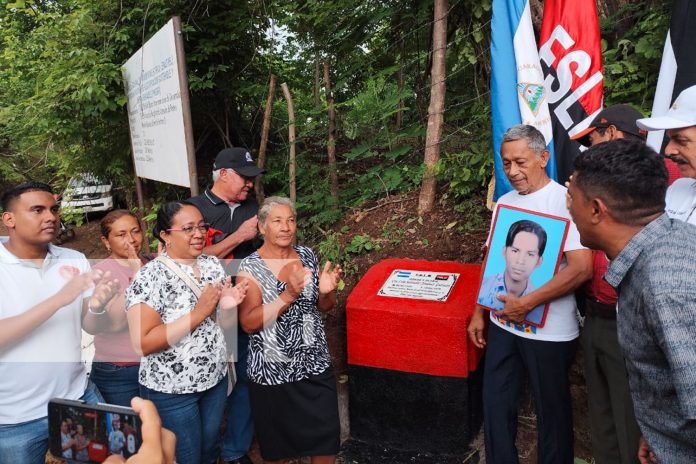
top-left (539, 0), bottom-right (603, 118)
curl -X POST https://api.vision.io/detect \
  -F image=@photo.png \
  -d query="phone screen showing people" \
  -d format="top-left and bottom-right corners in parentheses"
top-left (48, 399), bottom-right (142, 463)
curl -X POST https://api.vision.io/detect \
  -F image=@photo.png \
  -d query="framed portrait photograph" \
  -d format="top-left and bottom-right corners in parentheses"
top-left (476, 205), bottom-right (570, 328)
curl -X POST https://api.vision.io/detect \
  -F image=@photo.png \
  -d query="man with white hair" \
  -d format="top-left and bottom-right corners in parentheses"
top-left (637, 85), bottom-right (696, 225)
top-left (468, 124), bottom-right (592, 464)
top-left (188, 147), bottom-right (265, 464)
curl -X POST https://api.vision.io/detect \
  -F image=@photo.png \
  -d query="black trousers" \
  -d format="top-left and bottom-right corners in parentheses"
top-left (483, 323), bottom-right (577, 464)
top-left (581, 312), bottom-right (641, 464)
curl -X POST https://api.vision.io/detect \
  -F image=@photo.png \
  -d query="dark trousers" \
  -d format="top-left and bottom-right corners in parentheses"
top-left (582, 312), bottom-right (641, 464)
top-left (483, 323), bottom-right (577, 464)
top-left (221, 331), bottom-right (254, 460)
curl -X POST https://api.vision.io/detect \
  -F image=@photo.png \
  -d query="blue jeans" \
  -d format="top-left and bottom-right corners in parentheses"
top-left (90, 362), bottom-right (140, 407)
top-left (0, 379), bottom-right (103, 464)
top-left (221, 332), bottom-right (254, 461)
top-left (141, 375), bottom-right (227, 464)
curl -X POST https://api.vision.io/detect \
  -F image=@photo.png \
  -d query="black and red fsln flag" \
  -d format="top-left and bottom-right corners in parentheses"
top-left (538, 0), bottom-right (603, 184)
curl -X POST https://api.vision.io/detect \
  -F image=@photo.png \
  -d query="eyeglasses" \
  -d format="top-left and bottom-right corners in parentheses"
top-left (167, 223), bottom-right (211, 235)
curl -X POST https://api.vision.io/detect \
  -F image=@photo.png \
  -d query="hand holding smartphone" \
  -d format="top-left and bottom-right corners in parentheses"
top-left (48, 399), bottom-right (142, 463)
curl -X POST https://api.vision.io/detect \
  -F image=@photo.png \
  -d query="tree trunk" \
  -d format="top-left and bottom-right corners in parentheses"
top-left (314, 52), bottom-right (321, 107)
top-left (281, 83), bottom-right (297, 203)
top-left (529, 0), bottom-right (544, 31)
top-left (255, 74), bottom-right (276, 203)
top-left (417, 0), bottom-right (447, 216)
top-left (324, 59), bottom-right (339, 206)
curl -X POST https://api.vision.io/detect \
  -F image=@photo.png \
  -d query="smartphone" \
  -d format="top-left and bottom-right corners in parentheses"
top-left (48, 398), bottom-right (142, 463)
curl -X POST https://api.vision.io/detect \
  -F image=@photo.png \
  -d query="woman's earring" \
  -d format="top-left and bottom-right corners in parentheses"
top-left (165, 242), bottom-right (171, 248)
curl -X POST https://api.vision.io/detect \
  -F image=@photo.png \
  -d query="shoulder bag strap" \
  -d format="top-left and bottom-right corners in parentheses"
top-left (155, 255), bottom-right (203, 299)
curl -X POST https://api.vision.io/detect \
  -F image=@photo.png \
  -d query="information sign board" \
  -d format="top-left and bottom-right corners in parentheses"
top-left (122, 18), bottom-right (191, 187)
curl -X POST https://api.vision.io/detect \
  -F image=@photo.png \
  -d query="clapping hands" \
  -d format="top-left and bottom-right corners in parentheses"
top-left (285, 261), bottom-right (313, 299)
top-left (319, 261), bottom-right (343, 295)
top-left (219, 276), bottom-right (249, 311)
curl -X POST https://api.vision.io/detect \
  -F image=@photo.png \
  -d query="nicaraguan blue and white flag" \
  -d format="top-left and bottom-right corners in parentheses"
top-left (491, 0), bottom-right (556, 200)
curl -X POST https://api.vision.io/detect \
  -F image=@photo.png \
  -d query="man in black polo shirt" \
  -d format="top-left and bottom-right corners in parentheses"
top-left (189, 147), bottom-right (263, 265)
top-left (189, 146), bottom-right (265, 464)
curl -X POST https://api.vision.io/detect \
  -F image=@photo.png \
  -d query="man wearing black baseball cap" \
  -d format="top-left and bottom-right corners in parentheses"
top-left (570, 104), bottom-right (647, 148)
top-left (571, 104), bottom-right (644, 464)
top-left (189, 147), bottom-right (266, 261)
top-left (188, 146), bottom-right (265, 464)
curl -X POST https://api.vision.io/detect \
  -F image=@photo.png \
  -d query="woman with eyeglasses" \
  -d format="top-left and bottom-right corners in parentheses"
top-left (125, 201), bottom-right (248, 464)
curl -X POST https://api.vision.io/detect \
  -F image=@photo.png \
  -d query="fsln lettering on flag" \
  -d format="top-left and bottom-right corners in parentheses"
top-left (539, 0), bottom-right (603, 185)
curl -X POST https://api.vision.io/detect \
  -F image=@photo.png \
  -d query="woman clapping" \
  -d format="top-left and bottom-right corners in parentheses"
top-left (238, 196), bottom-right (343, 464)
top-left (88, 210), bottom-right (152, 407)
top-left (125, 201), bottom-right (247, 464)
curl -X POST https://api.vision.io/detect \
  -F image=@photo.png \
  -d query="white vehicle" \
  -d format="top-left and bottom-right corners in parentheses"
top-left (62, 173), bottom-right (114, 213)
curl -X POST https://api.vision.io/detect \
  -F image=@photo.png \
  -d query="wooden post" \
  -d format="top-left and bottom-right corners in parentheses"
top-left (172, 16), bottom-right (199, 197)
top-left (417, 0), bottom-right (447, 216)
top-left (255, 74), bottom-right (276, 202)
top-left (133, 175), bottom-right (150, 250)
top-left (323, 59), bottom-right (339, 206)
top-left (281, 83), bottom-right (296, 203)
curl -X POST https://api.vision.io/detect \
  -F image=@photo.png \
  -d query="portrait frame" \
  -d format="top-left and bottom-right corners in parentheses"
top-left (477, 204), bottom-right (570, 327)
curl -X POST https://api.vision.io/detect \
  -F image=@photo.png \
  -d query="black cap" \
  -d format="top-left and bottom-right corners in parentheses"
top-left (571, 104), bottom-right (647, 147)
top-left (213, 147), bottom-right (266, 177)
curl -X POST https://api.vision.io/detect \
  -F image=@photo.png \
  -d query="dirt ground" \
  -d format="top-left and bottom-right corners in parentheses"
top-left (23, 194), bottom-right (593, 464)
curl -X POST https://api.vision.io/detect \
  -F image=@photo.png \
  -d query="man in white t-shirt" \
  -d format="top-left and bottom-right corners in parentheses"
top-left (0, 182), bottom-right (116, 464)
top-left (637, 85), bottom-right (696, 225)
top-left (468, 125), bottom-right (592, 464)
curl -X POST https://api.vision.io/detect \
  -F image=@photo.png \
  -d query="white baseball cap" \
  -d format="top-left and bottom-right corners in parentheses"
top-left (637, 85), bottom-right (696, 130)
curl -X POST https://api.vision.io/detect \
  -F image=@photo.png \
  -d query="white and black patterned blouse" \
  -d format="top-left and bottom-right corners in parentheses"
top-left (241, 246), bottom-right (332, 385)
top-left (125, 252), bottom-right (228, 394)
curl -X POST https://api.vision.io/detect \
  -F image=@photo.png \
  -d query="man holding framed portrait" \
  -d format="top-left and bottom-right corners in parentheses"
top-left (467, 124), bottom-right (592, 464)
top-left (477, 208), bottom-right (571, 328)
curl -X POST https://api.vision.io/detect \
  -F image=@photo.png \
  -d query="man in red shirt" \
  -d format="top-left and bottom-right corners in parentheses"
top-left (570, 105), bottom-right (644, 464)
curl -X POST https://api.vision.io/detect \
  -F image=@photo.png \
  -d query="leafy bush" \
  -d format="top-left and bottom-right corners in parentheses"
top-left (601, 1), bottom-right (670, 110)
top-left (345, 233), bottom-right (379, 254)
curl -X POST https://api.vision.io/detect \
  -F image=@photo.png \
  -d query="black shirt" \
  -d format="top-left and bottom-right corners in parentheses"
top-left (188, 188), bottom-right (261, 273)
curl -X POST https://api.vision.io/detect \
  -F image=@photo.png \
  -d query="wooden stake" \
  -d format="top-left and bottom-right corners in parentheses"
top-left (281, 83), bottom-right (296, 203)
top-left (314, 53), bottom-right (321, 107)
top-left (396, 36), bottom-right (405, 130)
top-left (256, 74), bottom-right (276, 202)
top-left (172, 16), bottom-right (199, 196)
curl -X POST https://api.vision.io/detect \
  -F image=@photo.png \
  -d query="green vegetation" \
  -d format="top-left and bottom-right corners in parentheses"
top-left (0, 0), bottom-right (671, 244)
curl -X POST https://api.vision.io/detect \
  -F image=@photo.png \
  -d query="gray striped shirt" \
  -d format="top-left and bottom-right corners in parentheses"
top-left (606, 214), bottom-right (696, 460)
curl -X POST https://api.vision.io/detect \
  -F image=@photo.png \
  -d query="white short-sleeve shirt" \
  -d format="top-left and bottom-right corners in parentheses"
top-left (665, 178), bottom-right (696, 225)
top-left (0, 239), bottom-right (91, 424)
top-left (487, 181), bottom-right (586, 342)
